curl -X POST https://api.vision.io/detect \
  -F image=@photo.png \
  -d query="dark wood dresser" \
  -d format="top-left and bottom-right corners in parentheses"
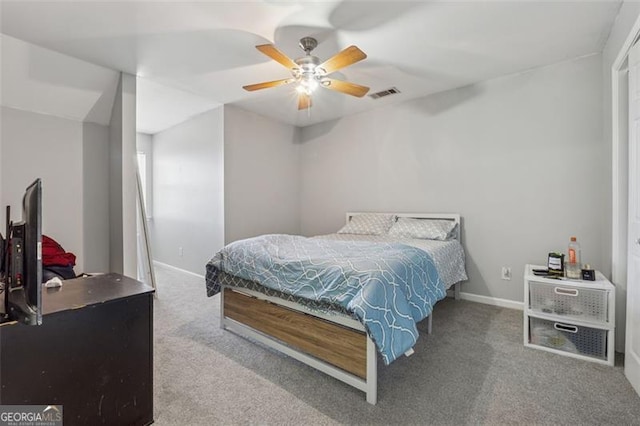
top-left (0, 273), bottom-right (154, 425)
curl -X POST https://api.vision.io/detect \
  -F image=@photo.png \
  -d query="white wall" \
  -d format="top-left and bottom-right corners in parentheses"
top-left (136, 132), bottom-right (153, 218)
top-left (109, 73), bottom-right (138, 278)
top-left (299, 54), bottom-right (604, 303)
top-left (109, 77), bottom-right (124, 274)
top-left (1, 106), bottom-right (85, 271)
top-left (224, 105), bottom-right (300, 243)
top-left (602, 0), bottom-right (640, 352)
top-left (83, 122), bottom-right (110, 272)
top-left (151, 107), bottom-right (224, 275)
top-left (1, 35), bottom-right (115, 276)
top-left (121, 74), bottom-right (137, 278)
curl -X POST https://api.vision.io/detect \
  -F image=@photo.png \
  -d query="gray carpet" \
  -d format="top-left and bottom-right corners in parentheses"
top-left (152, 263), bottom-right (640, 425)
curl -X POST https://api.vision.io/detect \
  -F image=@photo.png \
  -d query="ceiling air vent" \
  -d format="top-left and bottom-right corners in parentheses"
top-left (369, 87), bottom-right (401, 100)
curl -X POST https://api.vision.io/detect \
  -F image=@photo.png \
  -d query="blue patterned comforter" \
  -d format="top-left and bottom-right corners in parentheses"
top-left (205, 234), bottom-right (446, 365)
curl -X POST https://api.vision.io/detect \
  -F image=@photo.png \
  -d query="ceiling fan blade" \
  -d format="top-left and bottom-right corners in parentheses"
top-left (256, 44), bottom-right (298, 69)
top-left (323, 78), bottom-right (370, 97)
top-left (298, 93), bottom-right (312, 110)
top-left (243, 78), bottom-right (295, 92)
top-left (317, 45), bottom-right (367, 75)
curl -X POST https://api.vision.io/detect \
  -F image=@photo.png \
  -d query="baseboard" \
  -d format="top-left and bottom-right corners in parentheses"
top-left (153, 260), bottom-right (205, 279)
top-left (459, 292), bottom-right (523, 310)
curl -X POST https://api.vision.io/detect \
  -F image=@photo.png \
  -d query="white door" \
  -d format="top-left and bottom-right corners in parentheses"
top-left (626, 41), bottom-right (640, 395)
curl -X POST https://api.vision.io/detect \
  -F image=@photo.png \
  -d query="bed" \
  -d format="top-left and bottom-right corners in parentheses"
top-left (205, 212), bottom-right (467, 404)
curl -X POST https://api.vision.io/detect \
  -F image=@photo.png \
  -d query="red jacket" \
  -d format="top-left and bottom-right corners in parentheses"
top-left (42, 235), bottom-right (76, 267)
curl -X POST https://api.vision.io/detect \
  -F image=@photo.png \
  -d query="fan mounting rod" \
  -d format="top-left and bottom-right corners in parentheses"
top-left (299, 37), bottom-right (318, 55)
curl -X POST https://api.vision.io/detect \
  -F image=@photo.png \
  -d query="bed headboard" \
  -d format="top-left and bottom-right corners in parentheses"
top-left (345, 212), bottom-right (462, 242)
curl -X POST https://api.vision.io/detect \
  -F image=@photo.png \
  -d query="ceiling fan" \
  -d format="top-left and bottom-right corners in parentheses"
top-left (243, 37), bottom-right (369, 110)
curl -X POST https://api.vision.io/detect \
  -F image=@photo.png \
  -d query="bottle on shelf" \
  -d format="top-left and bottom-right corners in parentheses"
top-left (566, 236), bottom-right (582, 279)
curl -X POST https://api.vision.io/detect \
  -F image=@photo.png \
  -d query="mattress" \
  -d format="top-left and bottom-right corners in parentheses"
top-left (214, 269), bottom-right (352, 317)
top-left (313, 233), bottom-right (467, 290)
top-left (210, 232), bottom-right (467, 314)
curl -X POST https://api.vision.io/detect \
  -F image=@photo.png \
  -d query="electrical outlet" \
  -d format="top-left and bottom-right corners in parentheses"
top-left (501, 267), bottom-right (511, 280)
top-left (178, 247), bottom-right (183, 257)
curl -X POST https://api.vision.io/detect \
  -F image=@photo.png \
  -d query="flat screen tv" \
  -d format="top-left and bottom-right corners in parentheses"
top-left (1, 179), bottom-right (42, 325)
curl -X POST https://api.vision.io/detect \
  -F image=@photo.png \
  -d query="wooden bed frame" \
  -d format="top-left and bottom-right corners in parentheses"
top-left (220, 212), bottom-right (462, 404)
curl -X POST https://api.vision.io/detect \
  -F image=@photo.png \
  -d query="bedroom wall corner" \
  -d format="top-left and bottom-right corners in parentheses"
top-left (223, 105), bottom-right (301, 244)
top-left (1, 34), bottom-right (120, 277)
top-left (1, 106), bottom-right (85, 271)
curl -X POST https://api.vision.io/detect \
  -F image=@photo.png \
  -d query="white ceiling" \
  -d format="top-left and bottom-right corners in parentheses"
top-left (0, 34), bottom-right (119, 126)
top-left (136, 77), bottom-right (221, 134)
top-left (0, 1), bottom-right (623, 128)
top-left (0, 33), bottom-right (219, 133)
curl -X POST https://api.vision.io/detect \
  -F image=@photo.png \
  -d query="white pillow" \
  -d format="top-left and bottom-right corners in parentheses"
top-left (337, 213), bottom-right (396, 236)
top-left (388, 217), bottom-right (457, 240)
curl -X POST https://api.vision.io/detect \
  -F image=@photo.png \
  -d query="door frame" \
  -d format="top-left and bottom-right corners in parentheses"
top-left (611, 14), bottom-right (640, 353)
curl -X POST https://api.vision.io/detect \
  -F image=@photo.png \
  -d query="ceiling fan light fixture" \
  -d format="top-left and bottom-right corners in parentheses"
top-left (245, 36), bottom-right (370, 110)
top-left (296, 77), bottom-right (319, 95)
